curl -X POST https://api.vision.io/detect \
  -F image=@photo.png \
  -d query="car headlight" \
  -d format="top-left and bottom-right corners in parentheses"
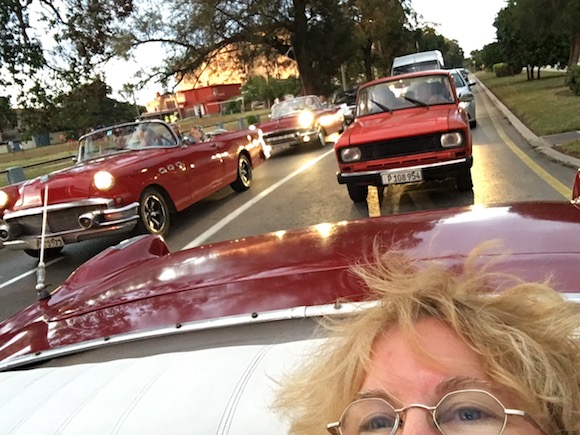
top-left (298, 111), bottom-right (315, 128)
top-left (340, 147), bottom-right (362, 163)
top-left (93, 171), bottom-right (115, 191)
top-left (0, 190), bottom-right (8, 209)
top-left (440, 132), bottom-right (463, 148)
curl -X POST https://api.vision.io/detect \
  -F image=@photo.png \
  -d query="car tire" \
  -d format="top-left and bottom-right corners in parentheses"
top-left (456, 169), bottom-right (473, 192)
top-left (23, 247), bottom-right (63, 259)
top-left (347, 184), bottom-right (368, 202)
top-left (136, 187), bottom-right (171, 237)
top-left (230, 154), bottom-right (252, 192)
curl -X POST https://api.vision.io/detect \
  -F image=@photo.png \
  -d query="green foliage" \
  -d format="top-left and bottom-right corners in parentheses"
top-left (246, 114), bottom-right (259, 125)
top-left (493, 63), bottom-right (513, 77)
top-left (241, 76), bottom-right (301, 107)
top-left (0, 97), bottom-right (17, 131)
top-left (478, 42), bottom-right (504, 71)
top-left (565, 65), bottom-right (580, 96)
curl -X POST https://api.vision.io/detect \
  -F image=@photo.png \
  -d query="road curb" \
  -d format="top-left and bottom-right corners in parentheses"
top-left (476, 78), bottom-right (580, 170)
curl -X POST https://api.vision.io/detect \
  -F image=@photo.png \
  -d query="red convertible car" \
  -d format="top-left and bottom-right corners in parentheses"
top-left (259, 95), bottom-right (345, 148)
top-left (335, 70), bottom-right (475, 202)
top-left (0, 120), bottom-right (268, 257)
top-left (0, 200), bottom-right (579, 433)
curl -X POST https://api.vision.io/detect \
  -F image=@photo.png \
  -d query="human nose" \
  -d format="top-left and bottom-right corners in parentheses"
top-left (397, 409), bottom-right (441, 435)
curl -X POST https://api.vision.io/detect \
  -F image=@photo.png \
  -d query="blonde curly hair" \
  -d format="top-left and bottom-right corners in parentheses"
top-left (275, 243), bottom-right (580, 434)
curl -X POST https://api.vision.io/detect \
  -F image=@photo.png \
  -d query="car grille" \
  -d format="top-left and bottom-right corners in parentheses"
top-left (358, 133), bottom-right (443, 161)
top-left (7, 205), bottom-right (108, 235)
top-left (262, 130), bottom-right (300, 146)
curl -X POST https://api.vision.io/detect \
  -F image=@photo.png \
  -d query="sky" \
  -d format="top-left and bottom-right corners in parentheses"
top-left (411, 0), bottom-right (507, 55)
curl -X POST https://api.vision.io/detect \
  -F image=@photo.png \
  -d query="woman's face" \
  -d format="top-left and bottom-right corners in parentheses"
top-left (358, 318), bottom-right (542, 434)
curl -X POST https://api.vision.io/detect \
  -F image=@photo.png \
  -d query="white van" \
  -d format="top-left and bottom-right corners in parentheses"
top-left (391, 50), bottom-right (445, 76)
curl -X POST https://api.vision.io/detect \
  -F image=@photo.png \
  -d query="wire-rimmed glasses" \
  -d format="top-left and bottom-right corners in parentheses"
top-left (327, 389), bottom-right (530, 435)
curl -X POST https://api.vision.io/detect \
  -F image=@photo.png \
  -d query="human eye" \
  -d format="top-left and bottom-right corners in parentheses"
top-left (358, 413), bottom-right (396, 434)
top-left (436, 399), bottom-right (505, 431)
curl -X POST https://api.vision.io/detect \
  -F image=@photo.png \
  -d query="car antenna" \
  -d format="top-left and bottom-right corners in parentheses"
top-left (35, 184), bottom-right (52, 301)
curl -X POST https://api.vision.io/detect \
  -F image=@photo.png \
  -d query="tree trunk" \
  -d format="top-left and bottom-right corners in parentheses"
top-left (567, 31), bottom-right (580, 69)
top-left (363, 38), bottom-right (373, 82)
top-left (526, 66), bottom-right (531, 80)
top-left (537, 67), bottom-right (541, 79)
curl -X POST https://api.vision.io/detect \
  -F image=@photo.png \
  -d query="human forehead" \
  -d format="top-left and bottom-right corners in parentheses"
top-left (361, 318), bottom-right (490, 403)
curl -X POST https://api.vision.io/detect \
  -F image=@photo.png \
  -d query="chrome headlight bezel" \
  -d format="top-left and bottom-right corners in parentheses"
top-left (340, 147), bottom-right (362, 163)
top-left (93, 171), bottom-right (115, 191)
top-left (440, 132), bottom-right (464, 148)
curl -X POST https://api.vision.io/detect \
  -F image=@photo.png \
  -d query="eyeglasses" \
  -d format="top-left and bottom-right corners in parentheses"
top-left (327, 389), bottom-right (530, 435)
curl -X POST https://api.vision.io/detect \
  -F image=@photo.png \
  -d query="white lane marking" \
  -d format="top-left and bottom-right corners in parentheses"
top-left (0, 256), bottom-right (65, 290)
top-left (183, 149), bottom-right (335, 249)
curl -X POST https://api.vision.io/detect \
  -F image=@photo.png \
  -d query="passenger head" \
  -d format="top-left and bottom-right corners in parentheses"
top-left (275, 243), bottom-right (580, 434)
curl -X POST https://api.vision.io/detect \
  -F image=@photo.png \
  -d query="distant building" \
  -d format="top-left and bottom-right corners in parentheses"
top-left (143, 44), bottom-right (298, 118)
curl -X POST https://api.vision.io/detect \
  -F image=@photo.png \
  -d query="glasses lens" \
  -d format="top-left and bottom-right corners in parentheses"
top-left (340, 398), bottom-right (398, 435)
top-left (434, 390), bottom-right (506, 434)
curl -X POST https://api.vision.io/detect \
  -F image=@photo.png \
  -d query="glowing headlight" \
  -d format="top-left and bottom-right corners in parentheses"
top-left (298, 111), bottom-right (315, 128)
top-left (93, 171), bottom-right (115, 191)
top-left (440, 132), bottom-right (463, 148)
top-left (340, 147), bottom-right (362, 163)
top-left (319, 114), bottom-right (336, 127)
top-left (0, 190), bottom-right (8, 209)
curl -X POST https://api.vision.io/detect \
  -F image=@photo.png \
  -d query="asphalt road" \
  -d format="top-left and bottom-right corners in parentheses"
top-left (0, 83), bottom-right (577, 321)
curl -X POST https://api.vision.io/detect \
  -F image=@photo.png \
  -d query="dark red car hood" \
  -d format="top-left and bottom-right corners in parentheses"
top-left (8, 150), bottom-right (160, 210)
top-left (1, 201), bottom-right (580, 364)
top-left (258, 114), bottom-right (301, 133)
top-left (340, 106), bottom-right (454, 146)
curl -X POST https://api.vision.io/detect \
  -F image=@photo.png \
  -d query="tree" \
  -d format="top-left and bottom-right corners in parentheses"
top-left (0, 96), bottom-right (17, 131)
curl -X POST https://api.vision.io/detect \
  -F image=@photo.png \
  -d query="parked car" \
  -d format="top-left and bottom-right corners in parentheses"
top-left (258, 95), bottom-right (345, 148)
top-left (449, 68), bottom-right (477, 128)
top-left (0, 200), bottom-right (579, 433)
top-left (0, 120), bottom-right (268, 258)
top-left (334, 70), bottom-right (475, 202)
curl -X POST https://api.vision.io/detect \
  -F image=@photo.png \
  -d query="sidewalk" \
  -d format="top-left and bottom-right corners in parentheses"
top-left (476, 79), bottom-right (580, 170)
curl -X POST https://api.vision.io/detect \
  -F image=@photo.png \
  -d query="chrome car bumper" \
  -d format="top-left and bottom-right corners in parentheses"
top-left (0, 199), bottom-right (139, 250)
top-left (337, 157), bottom-right (473, 185)
top-left (262, 128), bottom-right (320, 147)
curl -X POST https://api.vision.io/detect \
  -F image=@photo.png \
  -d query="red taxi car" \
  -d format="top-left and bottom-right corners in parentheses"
top-left (0, 120), bottom-right (268, 257)
top-left (259, 95), bottom-right (345, 149)
top-left (335, 70), bottom-right (475, 202)
top-left (0, 200), bottom-right (579, 433)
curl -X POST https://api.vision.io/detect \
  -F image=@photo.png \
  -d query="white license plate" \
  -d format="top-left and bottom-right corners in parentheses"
top-left (381, 169), bottom-right (423, 185)
top-left (29, 236), bottom-right (65, 250)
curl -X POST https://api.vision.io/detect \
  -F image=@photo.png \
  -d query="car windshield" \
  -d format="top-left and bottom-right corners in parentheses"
top-left (270, 96), bottom-right (322, 118)
top-left (450, 71), bottom-right (467, 89)
top-left (357, 74), bottom-right (455, 117)
top-left (78, 121), bottom-right (178, 162)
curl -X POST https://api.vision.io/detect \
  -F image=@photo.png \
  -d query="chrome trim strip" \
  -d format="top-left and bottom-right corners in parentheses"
top-left (339, 158), bottom-right (469, 178)
top-left (0, 302), bottom-right (375, 371)
top-left (1, 294), bottom-right (578, 371)
top-left (4, 198), bottom-right (114, 220)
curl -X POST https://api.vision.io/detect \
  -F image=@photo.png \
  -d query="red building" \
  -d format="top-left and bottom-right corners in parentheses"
top-left (145, 84), bottom-right (242, 119)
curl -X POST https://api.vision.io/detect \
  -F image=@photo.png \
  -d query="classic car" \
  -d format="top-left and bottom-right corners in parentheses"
top-left (0, 200), bottom-right (580, 434)
top-left (334, 70), bottom-right (475, 202)
top-left (259, 95), bottom-right (345, 148)
top-left (0, 120), bottom-right (269, 258)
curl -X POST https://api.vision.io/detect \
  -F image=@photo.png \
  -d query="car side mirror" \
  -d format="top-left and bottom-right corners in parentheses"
top-left (459, 92), bottom-right (474, 103)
